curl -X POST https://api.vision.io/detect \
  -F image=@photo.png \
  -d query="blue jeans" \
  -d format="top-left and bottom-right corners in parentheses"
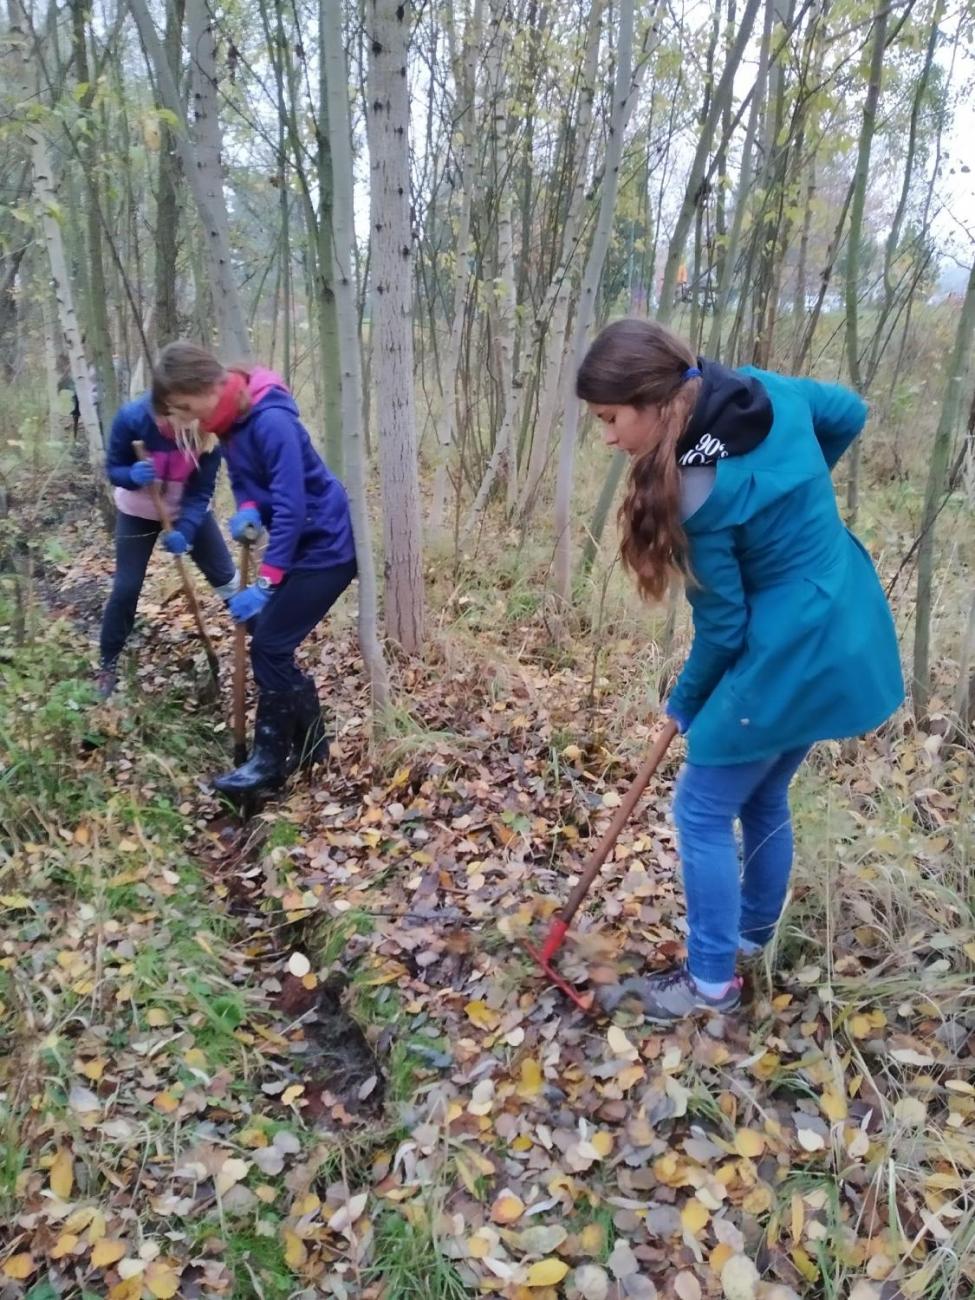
top-left (100, 510), bottom-right (236, 667)
top-left (672, 747), bottom-right (810, 983)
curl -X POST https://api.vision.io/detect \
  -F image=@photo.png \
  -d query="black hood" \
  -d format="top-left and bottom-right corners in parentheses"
top-left (676, 358), bottom-right (773, 467)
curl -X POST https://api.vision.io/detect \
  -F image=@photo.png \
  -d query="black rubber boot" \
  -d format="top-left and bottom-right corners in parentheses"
top-left (290, 677), bottom-right (330, 772)
top-left (213, 689), bottom-right (297, 798)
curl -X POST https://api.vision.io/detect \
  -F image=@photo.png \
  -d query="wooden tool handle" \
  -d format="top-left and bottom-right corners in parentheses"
top-left (132, 440), bottom-right (176, 533)
top-left (558, 719), bottom-right (679, 927)
top-left (132, 439), bottom-right (220, 684)
top-left (232, 541), bottom-right (251, 762)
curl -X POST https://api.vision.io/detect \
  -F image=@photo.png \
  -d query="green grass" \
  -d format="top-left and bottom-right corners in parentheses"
top-left (364, 1208), bottom-right (469, 1299)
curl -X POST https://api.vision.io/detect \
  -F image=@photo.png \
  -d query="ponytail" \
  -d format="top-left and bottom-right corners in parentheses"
top-left (576, 318), bottom-right (700, 603)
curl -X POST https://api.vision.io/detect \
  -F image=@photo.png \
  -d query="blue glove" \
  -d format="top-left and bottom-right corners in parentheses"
top-left (130, 460), bottom-right (156, 486)
top-left (162, 529), bottom-right (189, 555)
top-left (229, 505), bottom-right (261, 542)
top-left (228, 583), bottom-right (272, 623)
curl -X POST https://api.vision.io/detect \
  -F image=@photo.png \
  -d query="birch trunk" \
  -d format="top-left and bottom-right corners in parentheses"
top-left (129, 0), bottom-right (250, 359)
top-left (552, 0), bottom-right (639, 603)
top-left (430, 0), bottom-right (482, 534)
top-left (515, 0), bottom-right (602, 524)
top-left (464, 0), bottom-right (519, 529)
top-left (321, 0), bottom-right (389, 708)
top-left (8, 0), bottom-right (102, 470)
top-left (367, 0), bottom-right (425, 653)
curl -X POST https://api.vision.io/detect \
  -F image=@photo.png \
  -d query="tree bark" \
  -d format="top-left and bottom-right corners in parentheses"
top-left (843, 2), bottom-right (888, 524)
top-left (552, 0), bottom-right (641, 603)
top-left (913, 260), bottom-right (975, 721)
top-left (130, 0), bottom-right (250, 358)
top-left (153, 0), bottom-right (185, 348)
top-left (657, 0), bottom-right (763, 325)
top-left (366, 0), bottom-right (425, 653)
top-left (321, 0), bottom-right (389, 708)
top-left (8, 0), bottom-right (102, 470)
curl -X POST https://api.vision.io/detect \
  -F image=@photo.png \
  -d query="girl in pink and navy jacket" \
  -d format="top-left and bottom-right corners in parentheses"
top-left (98, 395), bottom-right (237, 698)
top-left (150, 342), bottom-right (356, 799)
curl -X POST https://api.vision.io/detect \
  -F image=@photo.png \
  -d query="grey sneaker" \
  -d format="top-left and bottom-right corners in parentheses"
top-left (95, 667), bottom-right (118, 700)
top-left (598, 964), bottom-right (742, 1023)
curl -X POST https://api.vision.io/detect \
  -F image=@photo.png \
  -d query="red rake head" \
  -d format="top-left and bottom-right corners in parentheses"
top-left (524, 937), bottom-right (596, 1014)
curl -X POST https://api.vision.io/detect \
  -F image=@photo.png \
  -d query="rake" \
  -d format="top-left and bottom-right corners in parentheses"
top-left (525, 719), bottom-right (678, 1010)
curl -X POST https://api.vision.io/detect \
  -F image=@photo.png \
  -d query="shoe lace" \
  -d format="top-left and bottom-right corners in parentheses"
top-left (654, 964), bottom-right (691, 991)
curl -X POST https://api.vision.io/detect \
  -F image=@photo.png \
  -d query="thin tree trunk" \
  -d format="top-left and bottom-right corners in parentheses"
top-left (321, 0), bottom-right (389, 708)
top-left (552, 0), bottom-right (640, 603)
top-left (130, 0), bottom-right (250, 358)
top-left (70, 0), bottom-right (118, 421)
top-left (430, 0), bottom-right (483, 534)
top-left (913, 260), bottom-right (975, 720)
top-left (465, 0), bottom-right (519, 527)
top-left (153, 0), bottom-right (185, 348)
top-left (367, 0), bottom-right (425, 653)
top-left (515, 0), bottom-right (602, 523)
top-left (658, 0), bottom-right (763, 325)
top-left (8, 0), bottom-right (102, 470)
top-left (843, 2), bottom-right (888, 524)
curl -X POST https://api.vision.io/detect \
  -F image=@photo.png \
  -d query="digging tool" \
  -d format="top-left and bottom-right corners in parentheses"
top-left (526, 719), bottom-right (679, 1010)
top-left (232, 524), bottom-right (260, 765)
top-left (132, 440), bottom-right (221, 695)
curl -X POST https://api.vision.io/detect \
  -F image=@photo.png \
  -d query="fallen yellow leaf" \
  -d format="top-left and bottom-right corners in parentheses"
top-left (281, 1084), bottom-right (304, 1106)
top-left (491, 1191), bottom-right (526, 1225)
top-left (525, 1257), bottom-right (570, 1286)
top-left (591, 1130), bottom-right (614, 1158)
top-left (681, 1198), bottom-right (710, 1235)
top-left (821, 1090), bottom-right (848, 1122)
top-left (733, 1128), bottom-right (765, 1158)
top-left (145, 1260), bottom-right (181, 1298)
top-left (2, 1253), bottom-right (34, 1280)
top-left (92, 1239), bottom-right (127, 1268)
top-left (79, 1058), bottom-right (106, 1081)
top-left (146, 1008), bottom-right (170, 1027)
top-left (51, 1232), bottom-right (79, 1259)
top-left (50, 1146), bottom-right (74, 1200)
top-left (282, 1227), bottom-right (307, 1270)
top-left (709, 1243), bottom-right (735, 1274)
top-left (517, 1058), bottom-right (543, 1099)
top-left (465, 1000), bottom-right (500, 1031)
top-left (578, 1222), bottom-right (605, 1255)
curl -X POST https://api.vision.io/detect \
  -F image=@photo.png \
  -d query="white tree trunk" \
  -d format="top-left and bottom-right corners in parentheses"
top-left (552, 0), bottom-right (640, 602)
top-left (430, 0), bottom-right (482, 535)
top-left (464, 0), bottom-right (518, 531)
top-left (321, 0), bottom-right (390, 708)
top-left (41, 286), bottom-right (61, 446)
top-left (129, 0), bottom-right (251, 359)
top-left (8, 0), bottom-right (102, 471)
top-left (515, 0), bottom-right (602, 522)
top-left (367, 0), bottom-right (425, 654)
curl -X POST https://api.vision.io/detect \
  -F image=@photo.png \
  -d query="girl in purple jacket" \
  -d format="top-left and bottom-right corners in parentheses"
top-left (98, 397), bottom-right (238, 699)
top-left (151, 342), bottom-right (357, 798)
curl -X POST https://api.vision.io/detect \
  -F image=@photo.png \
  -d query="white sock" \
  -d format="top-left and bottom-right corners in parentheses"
top-left (213, 569), bottom-right (241, 600)
top-left (692, 975), bottom-right (732, 999)
top-left (739, 939), bottom-right (763, 956)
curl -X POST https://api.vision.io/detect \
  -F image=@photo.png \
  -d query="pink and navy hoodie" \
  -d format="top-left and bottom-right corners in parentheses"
top-left (106, 394), bottom-right (219, 543)
top-left (223, 369), bottom-right (355, 582)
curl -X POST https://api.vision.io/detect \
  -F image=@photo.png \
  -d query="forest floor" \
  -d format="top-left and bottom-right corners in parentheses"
top-left (0, 460), bottom-right (973, 1300)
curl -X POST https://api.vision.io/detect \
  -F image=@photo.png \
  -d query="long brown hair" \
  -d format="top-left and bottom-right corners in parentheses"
top-left (576, 318), bottom-right (701, 602)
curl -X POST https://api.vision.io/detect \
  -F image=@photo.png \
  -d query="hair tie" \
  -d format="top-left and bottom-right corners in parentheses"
top-left (683, 366), bottom-right (702, 381)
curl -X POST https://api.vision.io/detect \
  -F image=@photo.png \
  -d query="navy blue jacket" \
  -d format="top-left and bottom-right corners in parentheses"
top-left (105, 396), bottom-right (220, 544)
top-left (223, 387), bottom-right (355, 575)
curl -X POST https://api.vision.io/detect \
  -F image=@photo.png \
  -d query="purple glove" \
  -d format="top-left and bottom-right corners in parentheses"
top-left (228, 583), bottom-right (272, 623)
top-left (162, 529), bottom-right (189, 555)
top-left (130, 460), bottom-right (156, 487)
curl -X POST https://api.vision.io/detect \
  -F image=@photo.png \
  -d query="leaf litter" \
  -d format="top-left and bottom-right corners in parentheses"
top-left (1, 501), bottom-right (973, 1298)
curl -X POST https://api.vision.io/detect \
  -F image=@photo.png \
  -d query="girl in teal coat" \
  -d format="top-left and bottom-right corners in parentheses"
top-left (577, 319), bottom-right (903, 1023)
